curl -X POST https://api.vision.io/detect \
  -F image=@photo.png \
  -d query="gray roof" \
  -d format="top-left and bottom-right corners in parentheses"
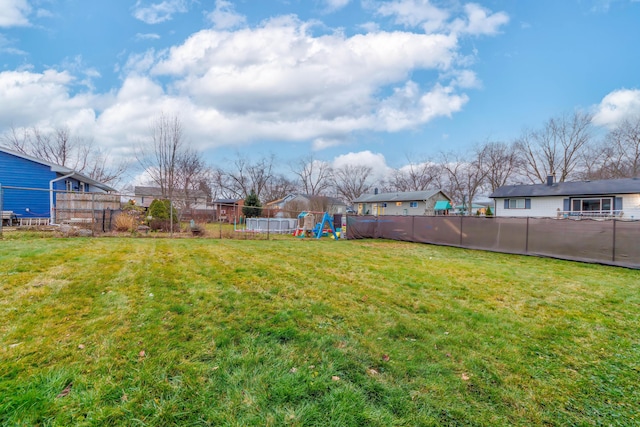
top-left (490, 178), bottom-right (640, 198)
top-left (214, 198), bottom-right (242, 204)
top-left (353, 189), bottom-right (448, 203)
top-left (135, 186), bottom-right (208, 198)
top-left (0, 145), bottom-right (117, 192)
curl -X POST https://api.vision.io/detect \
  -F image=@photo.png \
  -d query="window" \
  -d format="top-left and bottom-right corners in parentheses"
top-left (570, 197), bottom-right (613, 212)
top-left (65, 180), bottom-right (72, 191)
top-left (504, 198), bottom-right (530, 209)
top-left (509, 199), bottom-right (525, 209)
top-left (410, 202), bottom-right (418, 208)
top-left (381, 203), bottom-right (387, 207)
top-left (395, 202), bottom-right (402, 206)
top-left (79, 182), bottom-right (87, 192)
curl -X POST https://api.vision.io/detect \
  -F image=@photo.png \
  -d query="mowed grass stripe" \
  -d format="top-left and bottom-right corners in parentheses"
top-left (0, 236), bottom-right (638, 426)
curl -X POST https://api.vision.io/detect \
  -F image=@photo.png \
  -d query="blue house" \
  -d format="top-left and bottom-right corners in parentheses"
top-left (0, 146), bottom-right (116, 223)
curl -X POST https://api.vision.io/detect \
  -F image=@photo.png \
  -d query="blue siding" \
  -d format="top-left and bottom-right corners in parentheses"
top-left (0, 151), bottom-right (59, 218)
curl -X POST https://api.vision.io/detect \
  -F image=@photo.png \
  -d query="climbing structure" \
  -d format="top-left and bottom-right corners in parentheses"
top-left (294, 211), bottom-right (338, 240)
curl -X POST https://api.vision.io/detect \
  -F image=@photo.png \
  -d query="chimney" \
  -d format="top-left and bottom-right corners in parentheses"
top-left (546, 173), bottom-right (555, 186)
top-left (374, 188), bottom-right (379, 195)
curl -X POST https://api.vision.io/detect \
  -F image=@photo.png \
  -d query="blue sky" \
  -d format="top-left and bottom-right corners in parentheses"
top-left (1, 0), bottom-right (640, 175)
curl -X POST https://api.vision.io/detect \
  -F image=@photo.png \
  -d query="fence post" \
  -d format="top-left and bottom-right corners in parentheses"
top-left (170, 198), bottom-right (174, 238)
top-left (612, 219), bottom-right (617, 262)
top-left (459, 215), bottom-right (463, 246)
top-left (525, 217), bottom-right (530, 254)
top-left (91, 192), bottom-right (95, 236)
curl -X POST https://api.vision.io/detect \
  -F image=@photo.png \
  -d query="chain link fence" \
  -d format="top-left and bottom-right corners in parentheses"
top-left (0, 184), bottom-right (345, 240)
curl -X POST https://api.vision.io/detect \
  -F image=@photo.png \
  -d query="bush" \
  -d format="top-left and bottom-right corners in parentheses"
top-left (114, 213), bottom-right (137, 232)
top-left (116, 200), bottom-right (145, 232)
top-left (148, 199), bottom-right (179, 231)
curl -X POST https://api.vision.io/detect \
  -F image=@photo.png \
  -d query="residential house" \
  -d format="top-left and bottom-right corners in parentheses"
top-left (353, 190), bottom-right (453, 216)
top-left (265, 193), bottom-right (348, 217)
top-left (134, 186), bottom-right (210, 209)
top-left (213, 198), bottom-right (244, 223)
top-left (490, 176), bottom-right (640, 218)
top-left (0, 146), bottom-right (116, 223)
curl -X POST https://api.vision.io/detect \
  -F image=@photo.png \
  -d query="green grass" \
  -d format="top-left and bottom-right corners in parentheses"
top-left (0, 234), bottom-right (639, 426)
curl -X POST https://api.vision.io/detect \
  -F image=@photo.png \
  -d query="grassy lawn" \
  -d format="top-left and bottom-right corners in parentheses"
top-left (0, 234), bottom-right (638, 426)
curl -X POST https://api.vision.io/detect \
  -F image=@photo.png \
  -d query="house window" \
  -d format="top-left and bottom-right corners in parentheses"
top-left (381, 203), bottom-right (387, 207)
top-left (79, 182), bottom-right (87, 192)
top-left (571, 197), bottom-right (613, 212)
top-left (504, 198), bottom-right (530, 209)
top-left (410, 202), bottom-right (418, 208)
top-left (396, 202), bottom-right (402, 206)
top-left (65, 180), bottom-right (72, 192)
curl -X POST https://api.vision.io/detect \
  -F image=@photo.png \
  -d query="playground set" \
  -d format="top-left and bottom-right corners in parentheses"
top-left (293, 211), bottom-right (344, 239)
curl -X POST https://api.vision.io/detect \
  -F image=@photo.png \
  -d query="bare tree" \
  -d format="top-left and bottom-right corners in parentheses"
top-left (83, 147), bottom-right (131, 186)
top-left (261, 174), bottom-right (297, 203)
top-left (583, 116), bottom-right (640, 179)
top-left (440, 150), bottom-right (488, 210)
top-left (290, 154), bottom-right (333, 195)
top-left (515, 111), bottom-right (593, 183)
top-left (213, 153), bottom-right (276, 201)
top-left (332, 164), bottom-right (374, 204)
top-left (176, 148), bottom-right (211, 209)
top-left (388, 154), bottom-right (440, 192)
top-left (136, 113), bottom-right (186, 198)
top-left (3, 125), bottom-right (128, 186)
top-left (478, 141), bottom-right (522, 192)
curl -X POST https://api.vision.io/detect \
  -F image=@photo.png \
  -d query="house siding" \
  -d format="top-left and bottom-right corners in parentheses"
top-left (0, 151), bottom-right (108, 219)
top-left (494, 195), bottom-right (640, 218)
top-left (357, 191), bottom-right (450, 216)
top-left (0, 150), bottom-right (58, 218)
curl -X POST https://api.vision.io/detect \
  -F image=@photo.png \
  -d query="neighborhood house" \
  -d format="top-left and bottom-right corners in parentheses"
top-left (353, 190), bottom-right (453, 216)
top-left (490, 176), bottom-right (640, 219)
top-left (0, 146), bottom-right (116, 224)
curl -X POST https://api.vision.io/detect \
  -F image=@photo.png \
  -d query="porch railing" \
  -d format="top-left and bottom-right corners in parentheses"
top-left (557, 210), bottom-right (624, 219)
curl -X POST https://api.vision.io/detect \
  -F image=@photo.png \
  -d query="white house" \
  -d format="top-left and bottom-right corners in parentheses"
top-left (490, 176), bottom-right (640, 219)
top-left (353, 189), bottom-right (453, 216)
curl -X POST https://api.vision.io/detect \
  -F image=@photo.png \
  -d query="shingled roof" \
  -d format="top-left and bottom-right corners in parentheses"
top-left (490, 178), bottom-right (640, 198)
top-left (353, 189), bottom-right (447, 203)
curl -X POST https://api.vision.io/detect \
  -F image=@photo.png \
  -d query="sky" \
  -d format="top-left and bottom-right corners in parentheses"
top-left (1, 0), bottom-right (640, 179)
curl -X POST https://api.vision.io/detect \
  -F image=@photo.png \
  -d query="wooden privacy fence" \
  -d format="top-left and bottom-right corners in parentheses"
top-left (346, 215), bottom-right (640, 269)
top-left (55, 193), bottom-right (122, 232)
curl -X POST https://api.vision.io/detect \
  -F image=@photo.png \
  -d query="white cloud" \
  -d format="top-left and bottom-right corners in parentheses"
top-left (592, 89), bottom-right (640, 127)
top-left (376, 0), bottom-right (450, 32)
top-left (0, 33), bottom-right (27, 55)
top-left (136, 33), bottom-right (161, 41)
top-left (0, 69), bottom-right (97, 132)
top-left (206, 0), bottom-right (246, 30)
top-left (0, 0), bottom-right (32, 27)
top-left (2, 9), bottom-right (497, 158)
top-left (450, 3), bottom-right (510, 36)
top-left (313, 137), bottom-right (343, 150)
top-left (323, 0), bottom-right (351, 13)
top-left (133, 0), bottom-right (188, 24)
top-left (332, 150), bottom-right (392, 181)
top-left (374, 0), bottom-right (508, 35)
top-left (149, 17), bottom-right (460, 132)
